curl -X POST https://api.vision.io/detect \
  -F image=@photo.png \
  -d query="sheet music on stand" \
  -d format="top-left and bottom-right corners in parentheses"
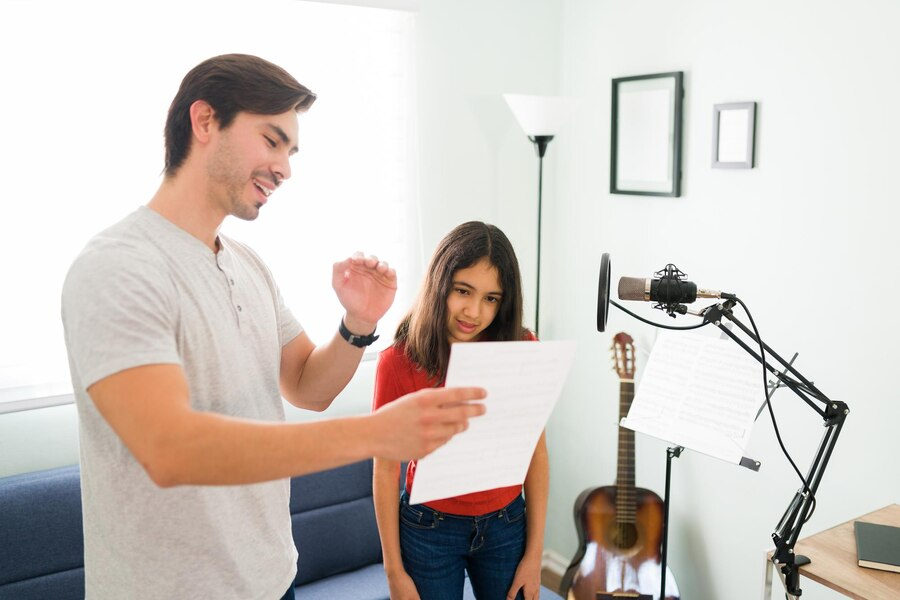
top-left (620, 329), bottom-right (765, 469)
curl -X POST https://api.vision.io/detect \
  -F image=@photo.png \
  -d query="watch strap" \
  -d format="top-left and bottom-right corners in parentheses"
top-left (339, 319), bottom-right (379, 347)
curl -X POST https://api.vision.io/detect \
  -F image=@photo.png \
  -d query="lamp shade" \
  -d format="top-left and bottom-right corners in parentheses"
top-left (503, 93), bottom-right (571, 136)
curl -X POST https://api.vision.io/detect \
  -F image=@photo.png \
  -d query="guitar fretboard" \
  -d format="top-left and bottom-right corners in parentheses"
top-left (615, 380), bottom-right (636, 524)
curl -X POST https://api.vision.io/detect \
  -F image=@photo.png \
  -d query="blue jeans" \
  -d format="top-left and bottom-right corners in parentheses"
top-left (279, 586), bottom-right (295, 600)
top-left (399, 492), bottom-right (527, 600)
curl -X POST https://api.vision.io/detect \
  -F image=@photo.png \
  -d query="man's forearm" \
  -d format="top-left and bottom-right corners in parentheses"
top-left (90, 363), bottom-right (487, 489)
top-left (148, 411), bottom-right (377, 487)
top-left (281, 329), bottom-right (367, 410)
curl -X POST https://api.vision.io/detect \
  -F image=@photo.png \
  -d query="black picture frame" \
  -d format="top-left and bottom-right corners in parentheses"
top-left (610, 71), bottom-right (684, 197)
top-left (712, 101), bottom-right (756, 169)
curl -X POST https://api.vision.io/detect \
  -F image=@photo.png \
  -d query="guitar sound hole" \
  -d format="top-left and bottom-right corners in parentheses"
top-left (612, 523), bottom-right (638, 549)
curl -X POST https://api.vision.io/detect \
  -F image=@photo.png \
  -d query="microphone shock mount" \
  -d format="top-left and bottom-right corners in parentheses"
top-left (653, 263), bottom-right (691, 317)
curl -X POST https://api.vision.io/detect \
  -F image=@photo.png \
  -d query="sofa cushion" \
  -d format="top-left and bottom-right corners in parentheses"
top-left (0, 465), bottom-right (85, 600)
top-left (294, 562), bottom-right (390, 599)
top-left (0, 568), bottom-right (86, 600)
top-left (290, 460), bottom-right (383, 586)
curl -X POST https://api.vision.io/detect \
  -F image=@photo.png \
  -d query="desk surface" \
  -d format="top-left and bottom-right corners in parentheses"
top-left (777, 503), bottom-right (900, 599)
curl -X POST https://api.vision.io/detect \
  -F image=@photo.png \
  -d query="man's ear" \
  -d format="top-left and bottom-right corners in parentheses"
top-left (189, 100), bottom-right (216, 144)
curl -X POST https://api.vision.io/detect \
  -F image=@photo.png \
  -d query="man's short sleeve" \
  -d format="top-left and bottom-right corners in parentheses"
top-left (61, 249), bottom-right (181, 391)
top-left (273, 283), bottom-right (302, 348)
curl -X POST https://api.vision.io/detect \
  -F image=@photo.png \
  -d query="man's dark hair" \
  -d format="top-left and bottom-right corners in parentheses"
top-left (163, 53), bottom-right (316, 176)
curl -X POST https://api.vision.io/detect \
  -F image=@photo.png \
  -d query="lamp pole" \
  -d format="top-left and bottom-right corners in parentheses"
top-left (503, 93), bottom-right (569, 337)
top-left (529, 135), bottom-right (553, 338)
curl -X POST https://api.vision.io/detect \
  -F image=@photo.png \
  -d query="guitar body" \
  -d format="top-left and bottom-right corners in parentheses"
top-left (561, 485), bottom-right (678, 600)
top-left (561, 333), bottom-right (679, 600)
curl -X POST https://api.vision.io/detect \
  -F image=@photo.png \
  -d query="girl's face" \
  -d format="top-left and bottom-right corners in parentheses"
top-left (446, 257), bottom-right (503, 344)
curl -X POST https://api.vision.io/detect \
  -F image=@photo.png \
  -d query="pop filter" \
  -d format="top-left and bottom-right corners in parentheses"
top-left (597, 253), bottom-right (611, 332)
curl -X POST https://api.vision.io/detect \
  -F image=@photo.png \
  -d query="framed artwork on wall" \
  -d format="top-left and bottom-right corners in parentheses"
top-left (610, 71), bottom-right (684, 197)
top-left (712, 101), bottom-right (757, 168)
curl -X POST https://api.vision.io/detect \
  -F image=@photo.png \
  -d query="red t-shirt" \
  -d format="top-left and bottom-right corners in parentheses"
top-left (372, 332), bottom-right (537, 516)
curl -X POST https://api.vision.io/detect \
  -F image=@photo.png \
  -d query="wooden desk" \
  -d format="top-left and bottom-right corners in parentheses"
top-left (765, 504), bottom-right (900, 599)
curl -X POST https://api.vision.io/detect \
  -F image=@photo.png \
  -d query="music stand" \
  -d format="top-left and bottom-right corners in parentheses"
top-left (617, 328), bottom-right (765, 600)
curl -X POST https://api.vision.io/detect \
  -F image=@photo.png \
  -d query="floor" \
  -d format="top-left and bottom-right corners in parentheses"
top-left (542, 567), bottom-right (564, 595)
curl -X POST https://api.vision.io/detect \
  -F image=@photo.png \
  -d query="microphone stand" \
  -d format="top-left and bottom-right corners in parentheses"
top-left (660, 444), bottom-right (682, 600)
top-left (696, 299), bottom-right (849, 597)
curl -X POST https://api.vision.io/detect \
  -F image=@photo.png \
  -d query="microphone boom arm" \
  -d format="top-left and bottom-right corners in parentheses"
top-left (698, 300), bottom-right (849, 597)
top-left (700, 302), bottom-right (830, 415)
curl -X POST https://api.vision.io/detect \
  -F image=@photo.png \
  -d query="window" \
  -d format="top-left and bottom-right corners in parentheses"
top-left (0, 0), bottom-right (418, 411)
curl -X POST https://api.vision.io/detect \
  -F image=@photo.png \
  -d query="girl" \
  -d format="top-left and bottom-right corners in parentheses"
top-left (372, 221), bottom-right (548, 600)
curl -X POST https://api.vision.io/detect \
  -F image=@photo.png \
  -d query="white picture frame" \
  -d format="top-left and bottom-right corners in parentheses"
top-left (712, 101), bottom-right (757, 169)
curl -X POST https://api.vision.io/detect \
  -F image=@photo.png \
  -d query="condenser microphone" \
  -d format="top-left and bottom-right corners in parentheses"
top-left (617, 275), bottom-right (733, 304)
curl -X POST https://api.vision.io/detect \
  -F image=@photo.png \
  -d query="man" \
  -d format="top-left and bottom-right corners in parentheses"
top-left (61, 53), bottom-right (485, 600)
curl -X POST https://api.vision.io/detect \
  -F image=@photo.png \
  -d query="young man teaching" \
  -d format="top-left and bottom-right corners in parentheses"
top-left (61, 53), bottom-right (485, 600)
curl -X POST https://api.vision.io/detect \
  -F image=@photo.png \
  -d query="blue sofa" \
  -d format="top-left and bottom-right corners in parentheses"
top-left (0, 461), bottom-right (562, 599)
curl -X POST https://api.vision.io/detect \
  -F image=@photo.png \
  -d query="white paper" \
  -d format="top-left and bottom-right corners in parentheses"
top-left (620, 330), bottom-right (764, 464)
top-left (408, 340), bottom-right (576, 505)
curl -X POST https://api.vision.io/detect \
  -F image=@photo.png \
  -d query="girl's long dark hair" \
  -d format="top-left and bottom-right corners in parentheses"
top-left (395, 221), bottom-right (525, 382)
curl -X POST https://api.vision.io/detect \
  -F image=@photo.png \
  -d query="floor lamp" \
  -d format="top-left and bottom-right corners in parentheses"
top-left (503, 94), bottom-right (570, 337)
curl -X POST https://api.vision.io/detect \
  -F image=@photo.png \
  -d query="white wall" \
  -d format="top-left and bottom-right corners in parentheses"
top-left (412, 0), bottom-right (562, 302)
top-left (543, 1), bottom-right (900, 598)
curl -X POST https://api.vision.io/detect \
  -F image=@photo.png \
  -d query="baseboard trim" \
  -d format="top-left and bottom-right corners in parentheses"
top-left (542, 549), bottom-right (569, 577)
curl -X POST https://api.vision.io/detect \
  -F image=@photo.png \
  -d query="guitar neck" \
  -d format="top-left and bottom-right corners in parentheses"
top-left (616, 379), bottom-right (636, 522)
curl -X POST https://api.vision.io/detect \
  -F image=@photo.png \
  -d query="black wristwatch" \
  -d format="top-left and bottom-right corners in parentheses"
top-left (339, 318), bottom-right (379, 347)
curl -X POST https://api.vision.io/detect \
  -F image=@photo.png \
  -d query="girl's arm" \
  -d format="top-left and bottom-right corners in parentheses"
top-left (373, 458), bottom-right (421, 599)
top-left (508, 431), bottom-right (549, 600)
top-left (371, 351), bottom-right (422, 599)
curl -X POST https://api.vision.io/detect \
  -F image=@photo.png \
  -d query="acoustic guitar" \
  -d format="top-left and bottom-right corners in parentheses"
top-left (560, 332), bottom-right (679, 600)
